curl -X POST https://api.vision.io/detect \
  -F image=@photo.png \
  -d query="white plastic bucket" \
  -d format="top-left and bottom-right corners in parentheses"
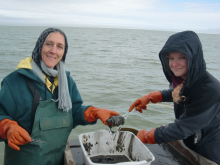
top-left (79, 129), bottom-right (155, 165)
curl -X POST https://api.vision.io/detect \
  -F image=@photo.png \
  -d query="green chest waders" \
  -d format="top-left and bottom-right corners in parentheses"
top-left (4, 100), bottom-right (73, 165)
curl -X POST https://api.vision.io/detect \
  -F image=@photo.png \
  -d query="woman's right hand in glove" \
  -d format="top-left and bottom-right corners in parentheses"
top-left (129, 91), bottom-right (162, 113)
top-left (0, 119), bottom-right (31, 151)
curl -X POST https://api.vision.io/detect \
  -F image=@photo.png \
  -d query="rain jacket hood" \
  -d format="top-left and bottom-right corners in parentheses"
top-left (159, 31), bottom-right (206, 88)
top-left (16, 57), bottom-right (32, 70)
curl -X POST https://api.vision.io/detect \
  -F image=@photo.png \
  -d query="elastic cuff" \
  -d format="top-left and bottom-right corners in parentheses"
top-left (84, 107), bottom-right (99, 123)
top-left (148, 128), bottom-right (157, 144)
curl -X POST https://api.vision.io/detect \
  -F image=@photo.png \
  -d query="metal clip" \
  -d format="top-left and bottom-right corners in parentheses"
top-left (31, 138), bottom-right (45, 144)
top-left (123, 108), bottom-right (135, 120)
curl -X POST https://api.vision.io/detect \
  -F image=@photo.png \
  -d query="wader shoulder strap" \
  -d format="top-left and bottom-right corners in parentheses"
top-left (25, 78), bottom-right (40, 133)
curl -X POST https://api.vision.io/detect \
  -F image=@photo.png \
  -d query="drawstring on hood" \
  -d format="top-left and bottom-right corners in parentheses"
top-left (159, 31), bottom-right (206, 89)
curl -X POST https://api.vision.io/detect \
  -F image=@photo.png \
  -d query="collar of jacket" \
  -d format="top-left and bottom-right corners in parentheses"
top-left (15, 57), bottom-right (59, 93)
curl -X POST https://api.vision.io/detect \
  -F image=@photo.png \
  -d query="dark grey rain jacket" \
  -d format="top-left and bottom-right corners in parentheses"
top-left (154, 31), bottom-right (220, 164)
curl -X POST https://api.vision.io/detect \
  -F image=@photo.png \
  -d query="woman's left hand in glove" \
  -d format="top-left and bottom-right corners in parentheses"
top-left (84, 107), bottom-right (120, 125)
top-left (137, 129), bottom-right (157, 144)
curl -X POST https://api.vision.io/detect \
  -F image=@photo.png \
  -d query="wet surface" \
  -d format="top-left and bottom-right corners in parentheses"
top-left (106, 115), bottom-right (125, 128)
top-left (146, 143), bottom-right (193, 165)
top-left (90, 155), bottom-right (130, 164)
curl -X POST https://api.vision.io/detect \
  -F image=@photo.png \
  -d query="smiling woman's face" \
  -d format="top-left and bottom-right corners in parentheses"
top-left (168, 52), bottom-right (188, 80)
top-left (41, 32), bottom-right (65, 68)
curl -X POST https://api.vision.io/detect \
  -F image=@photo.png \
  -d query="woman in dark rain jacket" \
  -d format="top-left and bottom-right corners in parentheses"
top-left (0, 28), bottom-right (120, 165)
top-left (129, 31), bottom-right (220, 164)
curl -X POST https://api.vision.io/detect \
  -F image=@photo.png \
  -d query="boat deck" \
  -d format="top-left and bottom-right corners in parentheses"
top-left (65, 139), bottom-right (217, 165)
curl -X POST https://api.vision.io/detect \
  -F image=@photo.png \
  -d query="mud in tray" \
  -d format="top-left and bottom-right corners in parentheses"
top-left (79, 129), bottom-right (155, 165)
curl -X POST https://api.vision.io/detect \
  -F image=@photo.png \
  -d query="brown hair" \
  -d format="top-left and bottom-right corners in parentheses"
top-left (172, 83), bottom-right (186, 104)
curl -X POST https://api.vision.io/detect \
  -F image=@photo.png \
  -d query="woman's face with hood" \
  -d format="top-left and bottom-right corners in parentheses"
top-left (41, 32), bottom-right (65, 68)
top-left (168, 52), bottom-right (188, 80)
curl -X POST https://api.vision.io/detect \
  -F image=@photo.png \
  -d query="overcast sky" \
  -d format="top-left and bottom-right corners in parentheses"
top-left (1, 0), bottom-right (220, 33)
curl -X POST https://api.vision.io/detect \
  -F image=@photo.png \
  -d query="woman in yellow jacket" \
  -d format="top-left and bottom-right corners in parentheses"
top-left (0, 28), bottom-right (121, 165)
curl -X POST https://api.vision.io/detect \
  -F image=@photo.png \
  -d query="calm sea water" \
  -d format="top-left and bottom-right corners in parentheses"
top-left (0, 26), bottom-right (220, 163)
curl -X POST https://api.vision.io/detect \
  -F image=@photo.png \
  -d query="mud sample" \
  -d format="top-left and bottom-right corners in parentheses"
top-left (106, 115), bottom-right (125, 128)
top-left (90, 155), bottom-right (130, 164)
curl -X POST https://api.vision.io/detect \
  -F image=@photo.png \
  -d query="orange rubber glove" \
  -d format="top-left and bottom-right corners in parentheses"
top-left (129, 91), bottom-right (162, 113)
top-left (137, 129), bottom-right (156, 144)
top-left (84, 107), bottom-right (120, 125)
top-left (0, 119), bottom-right (31, 151)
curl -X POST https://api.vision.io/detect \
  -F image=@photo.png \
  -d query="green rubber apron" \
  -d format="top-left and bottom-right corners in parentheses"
top-left (4, 99), bottom-right (73, 165)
